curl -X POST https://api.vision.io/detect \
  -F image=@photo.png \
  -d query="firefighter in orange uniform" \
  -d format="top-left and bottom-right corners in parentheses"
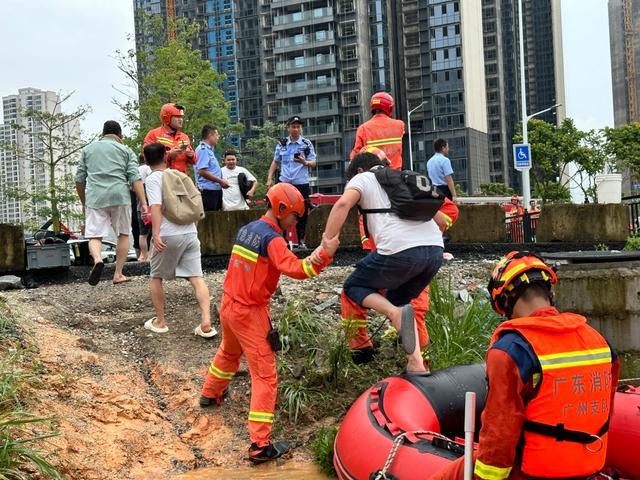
top-left (143, 103), bottom-right (195, 174)
top-left (350, 92), bottom-right (405, 170)
top-left (347, 146), bottom-right (459, 365)
top-left (432, 251), bottom-right (619, 480)
top-left (199, 183), bottom-right (337, 463)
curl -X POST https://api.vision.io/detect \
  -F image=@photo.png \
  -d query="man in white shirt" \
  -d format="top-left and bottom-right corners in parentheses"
top-left (220, 150), bottom-right (257, 211)
top-left (142, 142), bottom-right (217, 339)
top-left (319, 151), bottom-right (444, 373)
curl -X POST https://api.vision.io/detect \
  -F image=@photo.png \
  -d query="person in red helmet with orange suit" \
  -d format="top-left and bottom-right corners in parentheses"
top-left (350, 92), bottom-right (406, 171)
top-left (144, 103), bottom-right (195, 174)
top-left (432, 251), bottom-right (619, 480)
top-left (199, 183), bottom-right (339, 464)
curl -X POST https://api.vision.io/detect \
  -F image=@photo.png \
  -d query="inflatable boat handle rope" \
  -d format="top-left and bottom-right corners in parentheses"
top-left (373, 430), bottom-right (455, 480)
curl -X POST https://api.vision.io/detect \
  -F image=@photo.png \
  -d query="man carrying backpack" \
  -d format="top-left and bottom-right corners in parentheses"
top-left (320, 152), bottom-right (445, 373)
top-left (142, 143), bottom-right (216, 338)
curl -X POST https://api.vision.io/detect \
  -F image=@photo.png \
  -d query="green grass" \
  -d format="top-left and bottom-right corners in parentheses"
top-left (425, 277), bottom-right (502, 370)
top-left (624, 235), bottom-right (640, 251)
top-left (311, 426), bottom-right (338, 477)
top-left (0, 303), bottom-right (61, 480)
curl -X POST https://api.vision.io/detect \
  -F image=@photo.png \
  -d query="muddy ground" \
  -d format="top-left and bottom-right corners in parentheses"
top-left (2, 257), bottom-right (492, 480)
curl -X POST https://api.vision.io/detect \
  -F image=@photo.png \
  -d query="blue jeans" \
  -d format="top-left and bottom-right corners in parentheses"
top-left (343, 245), bottom-right (444, 307)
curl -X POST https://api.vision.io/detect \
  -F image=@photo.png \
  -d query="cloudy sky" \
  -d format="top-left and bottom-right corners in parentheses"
top-left (0, 0), bottom-right (614, 136)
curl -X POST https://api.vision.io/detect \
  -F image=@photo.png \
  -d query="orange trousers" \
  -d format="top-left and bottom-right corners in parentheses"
top-left (201, 295), bottom-right (277, 447)
top-left (341, 287), bottom-right (430, 350)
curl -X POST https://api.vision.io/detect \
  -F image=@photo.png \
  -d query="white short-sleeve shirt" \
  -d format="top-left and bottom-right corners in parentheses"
top-left (221, 166), bottom-right (256, 211)
top-left (145, 170), bottom-right (198, 237)
top-left (346, 171), bottom-right (444, 255)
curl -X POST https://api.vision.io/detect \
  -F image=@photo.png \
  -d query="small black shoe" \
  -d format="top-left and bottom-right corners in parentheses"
top-left (199, 387), bottom-right (228, 408)
top-left (248, 441), bottom-right (290, 464)
top-left (351, 346), bottom-right (376, 365)
top-left (88, 261), bottom-right (104, 286)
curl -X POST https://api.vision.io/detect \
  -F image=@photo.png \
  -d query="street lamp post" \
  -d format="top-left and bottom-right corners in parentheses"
top-left (407, 100), bottom-right (429, 171)
top-left (517, 0), bottom-right (561, 208)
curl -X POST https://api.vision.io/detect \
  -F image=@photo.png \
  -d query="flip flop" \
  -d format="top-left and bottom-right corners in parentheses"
top-left (144, 317), bottom-right (168, 333)
top-left (399, 304), bottom-right (416, 354)
top-left (88, 262), bottom-right (104, 286)
top-left (194, 325), bottom-right (218, 338)
top-left (112, 278), bottom-right (132, 285)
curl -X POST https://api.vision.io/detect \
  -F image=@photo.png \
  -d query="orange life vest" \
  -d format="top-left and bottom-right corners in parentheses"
top-left (490, 313), bottom-right (613, 478)
top-left (351, 114), bottom-right (405, 170)
top-left (143, 126), bottom-right (195, 174)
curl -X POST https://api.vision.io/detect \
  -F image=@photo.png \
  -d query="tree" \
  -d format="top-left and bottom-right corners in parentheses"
top-left (568, 129), bottom-right (607, 203)
top-left (604, 122), bottom-right (640, 177)
top-left (114, 16), bottom-right (237, 152)
top-left (513, 118), bottom-right (584, 203)
top-left (243, 121), bottom-right (287, 198)
top-left (480, 182), bottom-right (515, 196)
top-left (0, 93), bottom-right (90, 233)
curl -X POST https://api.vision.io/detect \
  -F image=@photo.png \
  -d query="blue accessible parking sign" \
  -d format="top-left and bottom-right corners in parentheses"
top-left (513, 143), bottom-right (531, 171)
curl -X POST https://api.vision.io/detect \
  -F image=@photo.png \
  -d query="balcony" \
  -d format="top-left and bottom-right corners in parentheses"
top-left (272, 7), bottom-right (333, 31)
top-left (277, 100), bottom-right (339, 121)
top-left (275, 54), bottom-right (336, 76)
top-left (276, 76), bottom-right (338, 98)
top-left (304, 123), bottom-right (340, 137)
top-left (274, 31), bottom-right (335, 53)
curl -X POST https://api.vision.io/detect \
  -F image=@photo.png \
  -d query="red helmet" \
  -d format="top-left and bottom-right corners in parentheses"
top-left (370, 92), bottom-right (394, 116)
top-left (266, 183), bottom-right (305, 220)
top-left (511, 195), bottom-right (520, 203)
top-left (359, 146), bottom-right (389, 164)
top-left (487, 251), bottom-right (558, 316)
top-left (160, 103), bottom-right (185, 126)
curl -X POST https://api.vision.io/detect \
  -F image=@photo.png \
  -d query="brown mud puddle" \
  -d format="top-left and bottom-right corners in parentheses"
top-left (174, 462), bottom-right (329, 479)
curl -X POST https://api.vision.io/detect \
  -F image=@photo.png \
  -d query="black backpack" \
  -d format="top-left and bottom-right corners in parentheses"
top-left (359, 167), bottom-right (444, 234)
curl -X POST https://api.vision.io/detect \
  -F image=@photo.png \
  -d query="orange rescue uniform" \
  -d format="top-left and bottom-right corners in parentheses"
top-left (201, 215), bottom-right (331, 447)
top-left (432, 307), bottom-right (618, 480)
top-left (344, 198), bottom-right (459, 351)
top-left (144, 125), bottom-right (195, 174)
top-left (350, 113), bottom-right (405, 170)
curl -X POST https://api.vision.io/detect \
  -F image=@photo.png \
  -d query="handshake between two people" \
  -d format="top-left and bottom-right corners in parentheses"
top-left (307, 233), bottom-right (340, 266)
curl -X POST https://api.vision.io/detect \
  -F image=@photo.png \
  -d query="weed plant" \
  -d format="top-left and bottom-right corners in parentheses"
top-left (624, 235), bottom-right (640, 251)
top-left (0, 303), bottom-right (61, 480)
top-left (425, 277), bottom-right (502, 370)
top-left (311, 426), bottom-right (338, 477)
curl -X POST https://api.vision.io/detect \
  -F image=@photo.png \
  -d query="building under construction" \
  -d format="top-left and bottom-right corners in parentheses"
top-left (609, 0), bottom-right (640, 194)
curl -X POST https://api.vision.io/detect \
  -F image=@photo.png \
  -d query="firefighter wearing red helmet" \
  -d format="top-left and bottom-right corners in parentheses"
top-left (350, 92), bottom-right (406, 170)
top-left (143, 103), bottom-right (195, 174)
top-left (199, 183), bottom-right (338, 464)
top-left (432, 251), bottom-right (619, 480)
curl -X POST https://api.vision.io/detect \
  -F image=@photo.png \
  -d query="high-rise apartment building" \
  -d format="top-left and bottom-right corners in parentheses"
top-left (609, 0), bottom-right (640, 194)
top-left (0, 88), bottom-right (79, 226)
top-left (482, 0), bottom-right (565, 188)
top-left (133, 0), bottom-right (563, 194)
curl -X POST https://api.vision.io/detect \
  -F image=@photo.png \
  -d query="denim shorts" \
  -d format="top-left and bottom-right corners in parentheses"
top-left (343, 245), bottom-right (444, 306)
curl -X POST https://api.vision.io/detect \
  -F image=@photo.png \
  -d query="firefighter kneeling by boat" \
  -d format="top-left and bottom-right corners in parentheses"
top-left (433, 251), bottom-right (619, 480)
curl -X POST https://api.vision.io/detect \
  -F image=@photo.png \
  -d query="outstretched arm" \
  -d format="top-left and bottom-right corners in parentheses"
top-left (322, 188), bottom-right (361, 255)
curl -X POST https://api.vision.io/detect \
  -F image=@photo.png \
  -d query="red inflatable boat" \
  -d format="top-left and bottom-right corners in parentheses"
top-left (334, 365), bottom-right (640, 479)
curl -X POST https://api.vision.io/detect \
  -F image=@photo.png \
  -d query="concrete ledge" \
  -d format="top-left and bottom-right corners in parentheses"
top-left (306, 205), bottom-right (361, 249)
top-left (198, 209), bottom-right (264, 256)
top-left (536, 204), bottom-right (628, 242)
top-left (0, 224), bottom-right (25, 273)
top-left (449, 205), bottom-right (505, 243)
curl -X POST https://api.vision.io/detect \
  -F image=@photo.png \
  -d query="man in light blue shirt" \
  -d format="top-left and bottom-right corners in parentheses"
top-left (426, 138), bottom-right (456, 202)
top-left (266, 116), bottom-right (317, 248)
top-left (194, 125), bottom-right (228, 211)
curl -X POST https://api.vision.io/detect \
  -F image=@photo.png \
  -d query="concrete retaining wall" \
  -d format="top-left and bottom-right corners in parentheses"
top-left (198, 210), bottom-right (263, 256)
top-left (554, 261), bottom-right (640, 352)
top-left (449, 205), bottom-right (505, 243)
top-left (536, 204), bottom-right (628, 242)
top-left (0, 224), bottom-right (25, 273)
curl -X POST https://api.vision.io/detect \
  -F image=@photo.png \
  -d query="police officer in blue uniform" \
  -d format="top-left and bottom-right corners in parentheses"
top-left (266, 116), bottom-right (317, 249)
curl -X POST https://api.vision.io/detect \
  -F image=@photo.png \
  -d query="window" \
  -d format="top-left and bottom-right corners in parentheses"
top-left (294, 56), bottom-right (305, 67)
top-left (455, 24), bottom-right (460, 35)
top-left (431, 51), bottom-right (437, 61)
top-left (442, 26), bottom-right (448, 37)
top-left (405, 32), bottom-right (419, 46)
top-left (340, 0), bottom-right (354, 13)
top-left (454, 1), bottom-right (459, 12)
top-left (342, 45), bottom-right (357, 60)
top-left (406, 55), bottom-right (420, 68)
top-left (342, 69), bottom-right (358, 83)
top-left (441, 4), bottom-right (447, 14)
top-left (407, 78), bottom-right (421, 90)
top-left (341, 21), bottom-right (356, 37)
top-left (456, 46), bottom-right (461, 57)
top-left (444, 49), bottom-right (449, 60)
top-left (345, 114), bottom-right (361, 129)
top-left (445, 71), bottom-right (450, 81)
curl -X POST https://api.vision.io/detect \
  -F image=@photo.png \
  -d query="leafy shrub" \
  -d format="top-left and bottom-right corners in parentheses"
top-left (311, 426), bottom-right (338, 477)
top-left (624, 236), bottom-right (640, 251)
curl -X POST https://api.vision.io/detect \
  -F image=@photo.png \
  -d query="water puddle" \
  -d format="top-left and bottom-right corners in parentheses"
top-left (174, 462), bottom-right (329, 479)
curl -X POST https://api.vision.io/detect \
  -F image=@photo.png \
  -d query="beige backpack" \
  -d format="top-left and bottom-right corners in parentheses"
top-left (161, 169), bottom-right (205, 224)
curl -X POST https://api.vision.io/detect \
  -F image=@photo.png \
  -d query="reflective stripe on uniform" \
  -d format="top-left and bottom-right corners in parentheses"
top-left (366, 137), bottom-right (402, 147)
top-left (474, 460), bottom-right (512, 480)
top-left (342, 318), bottom-right (367, 327)
top-left (538, 347), bottom-right (612, 371)
top-left (156, 137), bottom-right (174, 146)
top-left (248, 411), bottom-right (274, 423)
top-left (441, 213), bottom-right (453, 228)
top-left (302, 259), bottom-right (318, 278)
top-left (208, 363), bottom-right (235, 380)
top-left (232, 244), bottom-right (258, 263)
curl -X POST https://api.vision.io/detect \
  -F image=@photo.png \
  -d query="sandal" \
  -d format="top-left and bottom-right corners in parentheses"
top-left (144, 317), bottom-right (168, 333)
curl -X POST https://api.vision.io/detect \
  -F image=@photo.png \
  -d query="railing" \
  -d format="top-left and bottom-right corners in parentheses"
top-left (274, 31), bottom-right (334, 49)
top-left (277, 100), bottom-right (337, 117)
top-left (623, 194), bottom-right (640, 237)
top-left (273, 7), bottom-right (333, 26)
top-left (280, 76), bottom-right (337, 93)
top-left (275, 53), bottom-right (336, 71)
top-left (505, 211), bottom-right (538, 243)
